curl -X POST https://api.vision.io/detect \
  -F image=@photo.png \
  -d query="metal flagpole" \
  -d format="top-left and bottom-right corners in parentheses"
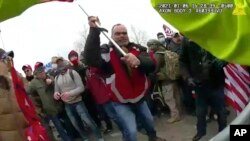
top-left (76, 1), bottom-right (127, 56)
top-left (0, 28), bottom-right (5, 50)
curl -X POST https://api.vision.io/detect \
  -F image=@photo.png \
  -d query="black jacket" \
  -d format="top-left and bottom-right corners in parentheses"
top-left (180, 41), bottom-right (226, 88)
top-left (72, 64), bottom-right (86, 83)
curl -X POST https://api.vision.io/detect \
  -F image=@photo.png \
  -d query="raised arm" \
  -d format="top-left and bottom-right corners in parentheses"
top-left (83, 16), bottom-right (103, 67)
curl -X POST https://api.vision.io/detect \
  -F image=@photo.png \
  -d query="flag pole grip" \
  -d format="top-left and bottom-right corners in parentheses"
top-left (77, 4), bottom-right (127, 56)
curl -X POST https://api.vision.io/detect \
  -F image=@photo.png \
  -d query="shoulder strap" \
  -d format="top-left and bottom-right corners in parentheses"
top-left (55, 69), bottom-right (74, 81)
top-left (55, 75), bottom-right (58, 82)
top-left (54, 74), bottom-right (61, 93)
top-left (69, 69), bottom-right (75, 81)
top-left (55, 70), bottom-right (75, 91)
top-left (69, 69), bottom-right (77, 87)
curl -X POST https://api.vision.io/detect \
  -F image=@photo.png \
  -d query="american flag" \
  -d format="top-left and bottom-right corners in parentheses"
top-left (163, 24), bottom-right (173, 37)
top-left (224, 64), bottom-right (250, 114)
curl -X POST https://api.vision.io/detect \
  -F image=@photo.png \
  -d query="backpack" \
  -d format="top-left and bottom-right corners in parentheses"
top-left (157, 50), bottom-right (180, 80)
top-left (150, 84), bottom-right (168, 116)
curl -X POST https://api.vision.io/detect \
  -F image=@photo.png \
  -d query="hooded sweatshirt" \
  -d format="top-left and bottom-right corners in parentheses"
top-left (54, 69), bottom-right (84, 104)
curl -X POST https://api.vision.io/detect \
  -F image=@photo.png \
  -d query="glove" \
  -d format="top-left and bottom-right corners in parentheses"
top-left (98, 27), bottom-right (108, 33)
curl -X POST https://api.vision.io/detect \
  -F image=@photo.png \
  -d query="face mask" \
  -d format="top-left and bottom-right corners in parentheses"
top-left (158, 37), bottom-right (166, 45)
top-left (70, 59), bottom-right (78, 65)
top-left (52, 64), bottom-right (57, 69)
top-left (57, 67), bottom-right (67, 75)
top-left (70, 56), bottom-right (79, 65)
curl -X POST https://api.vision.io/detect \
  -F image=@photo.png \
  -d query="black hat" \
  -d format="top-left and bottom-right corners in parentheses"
top-left (0, 48), bottom-right (14, 59)
top-left (157, 32), bottom-right (164, 37)
top-left (172, 32), bottom-right (180, 38)
top-left (0, 48), bottom-right (5, 58)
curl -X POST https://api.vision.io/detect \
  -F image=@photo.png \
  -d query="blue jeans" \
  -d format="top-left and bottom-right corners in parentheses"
top-left (48, 115), bottom-right (72, 141)
top-left (65, 101), bottom-right (103, 141)
top-left (103, 100), bottom-right (156, 141)
top-left (59, 110), bottom-right (80, 139)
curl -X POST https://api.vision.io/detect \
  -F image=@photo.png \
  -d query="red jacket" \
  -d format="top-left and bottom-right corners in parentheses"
top-left (83, 28), bottom-right (156, 104)
top-left (107, 47), bottom-right (149, 103)
top-left (86, 67), bottom-right (111, 105)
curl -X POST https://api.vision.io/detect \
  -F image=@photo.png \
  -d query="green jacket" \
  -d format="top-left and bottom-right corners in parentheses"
top-left (27, 76), bottom-right (63, 117)
top-left (150, 46), bottom-right (172, 82)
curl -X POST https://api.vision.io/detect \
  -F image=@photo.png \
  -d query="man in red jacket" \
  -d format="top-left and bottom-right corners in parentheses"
top-left (83, 16), bottom-right (166, 141)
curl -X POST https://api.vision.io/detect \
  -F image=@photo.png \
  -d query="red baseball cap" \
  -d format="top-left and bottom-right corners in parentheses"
top-left (22, 64), bottom-right (32, 71)
top-left (33, 62), bottom-right (45, 74)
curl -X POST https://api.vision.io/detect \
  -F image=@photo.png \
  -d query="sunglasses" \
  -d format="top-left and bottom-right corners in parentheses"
top-left (114, 32), bottom-right (127, 36)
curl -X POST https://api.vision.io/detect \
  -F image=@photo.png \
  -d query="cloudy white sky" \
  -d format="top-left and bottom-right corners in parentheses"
top-left (0, 0), bottom-right (177, 73)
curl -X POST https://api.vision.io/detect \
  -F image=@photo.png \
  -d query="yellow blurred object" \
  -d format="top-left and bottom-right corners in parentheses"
top-left (233, 4), bottom-right (246, 15)
top-left (151, 0), bottom-right (250, 65)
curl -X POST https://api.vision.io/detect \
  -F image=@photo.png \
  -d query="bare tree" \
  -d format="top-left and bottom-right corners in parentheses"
top-left (129, 25), bottom-right (149, 47)
top-left (74, 25), bottom-right (89, 55)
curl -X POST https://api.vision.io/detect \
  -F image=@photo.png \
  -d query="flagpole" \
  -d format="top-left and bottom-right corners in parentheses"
top-left (0, 28), bottom-right (5, 50)
top-left (76, 1), bottom-right (127, 56)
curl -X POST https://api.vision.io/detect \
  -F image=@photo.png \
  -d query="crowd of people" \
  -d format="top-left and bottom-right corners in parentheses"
top-left (1, 16), bottom-right (244, 141)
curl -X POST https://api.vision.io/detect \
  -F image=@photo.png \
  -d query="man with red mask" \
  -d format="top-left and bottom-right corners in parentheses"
top-left (68, 50), bottom-right (113, 134)
top-left (68, 50), bottom-right (86, 81)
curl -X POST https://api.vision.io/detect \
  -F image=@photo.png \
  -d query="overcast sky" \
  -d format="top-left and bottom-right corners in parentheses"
top-left (0, 0), bottom-right (177, 73)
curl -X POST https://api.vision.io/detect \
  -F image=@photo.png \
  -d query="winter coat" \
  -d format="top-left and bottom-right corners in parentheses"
top-left (27, 76), bottom-right (63, 117)
top-left (0, 62), bottom-right (28, 141)
top-left (83, 28), bottom-right (155, 103)
top-left (180, 41), bottom-right (226, 88)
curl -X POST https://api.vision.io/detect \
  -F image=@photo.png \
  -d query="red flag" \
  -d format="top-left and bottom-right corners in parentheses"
top-left (10, 66), bottom-right (51, 141)
top-left (10, 66), bottom-right (39, 124)
top-left (163, 24), bottom-right (173, 38)
top-left (41, 0), bottom-right (73, 2)
top-left (224, 64), bottom-right (250, 114)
